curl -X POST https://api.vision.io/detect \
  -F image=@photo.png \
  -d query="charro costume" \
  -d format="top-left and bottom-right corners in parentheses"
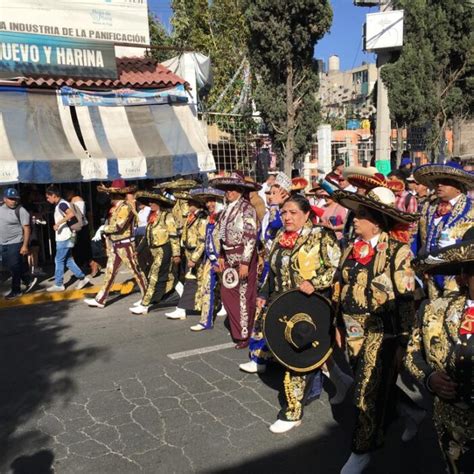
top-left (406, 230), bottom-right (474, 473)
top-left (85, 183), bottom-right (147, 308)
top-left (332, 187), bottom-right (418, 469)
top-left (129, 191), bottom-right (179, 314)
top-left (415, 163), bottom-right (474, 299)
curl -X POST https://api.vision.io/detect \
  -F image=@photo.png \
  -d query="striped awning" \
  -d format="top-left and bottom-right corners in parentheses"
top-left (0, 87), bottom-right (215, 184)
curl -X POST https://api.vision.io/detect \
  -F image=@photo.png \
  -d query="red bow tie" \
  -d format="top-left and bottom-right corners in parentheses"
top-left (460, 307), bottom-right (474, 335)
top-left (351, 240), bottom-right (375, 265)
top-left (279, 231), bottom-right (299, 249)
top-left (435, 201), bottom-right (452, 218)
top-left (209, 213), bottom-right (216, 225)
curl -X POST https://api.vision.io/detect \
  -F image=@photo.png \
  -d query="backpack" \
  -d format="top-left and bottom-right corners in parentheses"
top-left (60, 201), bottom-right (85, 232)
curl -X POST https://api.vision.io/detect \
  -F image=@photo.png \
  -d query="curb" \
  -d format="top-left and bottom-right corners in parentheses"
top-left (0, 281), bottom-right (136, 309)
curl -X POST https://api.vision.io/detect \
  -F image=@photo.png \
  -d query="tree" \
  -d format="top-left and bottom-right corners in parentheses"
top-left (381, 0), bottom-right (473, 161)
top-left (148, 12), bottom-right (173, 64)
top-left (244, 0), bottom-right (332, 175)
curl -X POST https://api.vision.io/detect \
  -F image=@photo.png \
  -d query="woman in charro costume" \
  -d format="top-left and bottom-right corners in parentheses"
top-left (257, 194), bottom-right (346, 434)
top-left (332, 186), bottom-right (419, 474)
top-left (165, 192), bottom-right (208, 320)
top-left (129, 191), bottom-right (180, 315)
top-left (85, 181), bottom-right (147, 309)
top-left (189, 187), bottom-right (226, 332)
top-left (406, 228), bottom-right (474, 474)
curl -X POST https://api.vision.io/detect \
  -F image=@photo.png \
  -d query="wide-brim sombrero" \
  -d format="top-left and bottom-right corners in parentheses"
top-left (171, 190), bottom-right (205, 206)
top-left (154, 179), bottom-right (198, 191)
top-left (343, 166), bottom-right (387, 190)
top-left (97, 184), bottom-right (137, 194)
top-left (210, 173), bottom-right (261, 192)
top-left (189, 187), bottom-right (225, 201)
top-left (135, 191), bottom-right (175, 208)
top-left (291, 177), bottom-right (309, 192)
top-left (414, 163), bottom-right (474, 190)
top-left (333, 187), bottom-right (419, 224)
top-left (415, 226), bottom-right (474, 275)
top-left (263, 289), bottom-right (334, 373)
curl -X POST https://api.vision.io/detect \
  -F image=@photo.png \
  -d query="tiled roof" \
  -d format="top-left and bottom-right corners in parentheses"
top-left (1, 57), bottom-right (187, 90)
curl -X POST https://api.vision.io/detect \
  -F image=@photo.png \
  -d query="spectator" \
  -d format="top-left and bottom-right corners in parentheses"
top-left (0, 188), bottom-right (37, 299)
top-left (45, 186), bottom-right (90, 292)
top-left (326, 158), bottom-right (345, 186)
top-left (399, 156), bottom-right (414, 179)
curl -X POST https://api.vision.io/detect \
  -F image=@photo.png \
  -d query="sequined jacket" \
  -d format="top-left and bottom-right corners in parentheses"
top-left (335, 232), bottom-right (415, 344)
top-left (405, 295), bottom-right (474, 408)
top-left (204, 213), bottom-right (221, 264)
top-left (219, 197), bottom-right (258, 266)
top-left (103, 201), bottom-right (136, 242)
top-left (172, 198), bottom-right (189, 235)
top-left (260, 221), bottom-right (341, 302)
top-left (146, 211), bottom-right (180, 257)
top-left (181, 210), bottom-right (207, 263)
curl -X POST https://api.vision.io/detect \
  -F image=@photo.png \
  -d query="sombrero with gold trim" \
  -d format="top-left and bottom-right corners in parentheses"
top-left (210, 171), bottom-right (261, 192)
top-left (97, 179), bottom-right (137, 195)
top-left (343, 166), bottom-right (387, 190)
top-left (414, 162), bottom-right (474, 190)
top-left (263, 289), bottom-right (334, 373)
top-left (333, 186), bottom-right (419, 224)
top-left (135, 191), bottom-right (175, 208)
top-left (291, 177), bottom-right (309, 192)
top-left (415, 227), bottom-right (474, 275)
top-left (154, 178), bottom-right (198, 191)
top-left (189, 187), bottom-right (225, 201)
top-left (171, 190), bottom-right (205, 206)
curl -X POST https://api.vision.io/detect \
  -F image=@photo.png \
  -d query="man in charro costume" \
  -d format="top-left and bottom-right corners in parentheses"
top-left (414, 162), bottom-right (474, 299)
top-left (210, 172), bottom-right (259, 349)
top-left (85, 181), bottom-right (147, 309)
top-left (406, 228), bottom-right (474, 474)
top-left (129, 191), bottom-right (180, 315)
top-left (188, 187), bottom-right (226, 331)
top-left (332, 186), bottom-right (418, 474)
top-left (165, 192), bottom-right (208, 320)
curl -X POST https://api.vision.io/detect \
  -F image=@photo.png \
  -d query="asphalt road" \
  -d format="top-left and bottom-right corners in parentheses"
top-left (0, 292), bottom-right (446, 474)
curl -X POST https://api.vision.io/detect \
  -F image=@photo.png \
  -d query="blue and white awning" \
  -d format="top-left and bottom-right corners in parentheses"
top-left (0, 87), bottom-right (215, 184)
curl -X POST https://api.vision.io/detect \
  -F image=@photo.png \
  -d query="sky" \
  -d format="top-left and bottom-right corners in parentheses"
top-left (149, 0), bottom-right (377, 71)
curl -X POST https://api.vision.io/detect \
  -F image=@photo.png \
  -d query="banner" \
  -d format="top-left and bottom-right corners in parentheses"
top-left (59, 85), bottom-right (189, 107)
top-left (0, 32), bottom-right (117, 79)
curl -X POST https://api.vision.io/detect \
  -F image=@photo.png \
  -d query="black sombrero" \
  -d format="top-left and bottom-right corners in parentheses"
top-left (263, 289), bottom-right (334, 373)
top-left (154, 178), bottom-right (198, 191)
top-left (135, 191), bottom-right (175, 208)
top-left (189, 187), bottom-right (225, 201)
top-left (210, 172), bottom-right (261, 192)
top-left (414, 162), bottom-right (474, 191)
top-left (415, 226), bottom-right (474, 275)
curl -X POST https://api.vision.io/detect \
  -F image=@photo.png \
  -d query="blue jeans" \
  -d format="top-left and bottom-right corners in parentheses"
top-left (55, 240), bottom-right (85, 286)
top-left (1, 242), bottom-right (31, 293)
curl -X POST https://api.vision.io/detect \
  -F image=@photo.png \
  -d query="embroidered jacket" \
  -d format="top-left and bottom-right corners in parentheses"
top-left (181, 210), bottom-right (207, 263)
top-left (260, 221), bottom-right (341, 301)
top-left (104, 201), bottom-right (136, 242)
top-left (172, 198), bottom-right (189, 235)
top-left (219, 197), bottom-right (258, 266)
top-left (335, 232), bottom-right (415, 345)
top-left (146, 210), bottom-right (180, 257)
top-left (204, 213), bottom-right (221, 264)
top-left (405, 294), bottom-right (474, 408)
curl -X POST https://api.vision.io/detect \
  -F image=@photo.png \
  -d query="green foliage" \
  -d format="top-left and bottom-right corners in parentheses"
top-left (148, 12), bottom-right (173, 64)
top-left (244, 0), bottom-right (332, 172)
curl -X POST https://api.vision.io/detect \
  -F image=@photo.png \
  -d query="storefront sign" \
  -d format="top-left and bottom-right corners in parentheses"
top-left (0, 32), bottom-right (117, 79)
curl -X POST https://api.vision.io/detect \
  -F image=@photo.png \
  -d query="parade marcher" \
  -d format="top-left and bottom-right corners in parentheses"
top-left (415, 162), bottom-right (474, 299)
top-left (406, 228), bottom-right (474, 473)
top-left (256, 195), bottom-right (348, 433)
top-left (210, 172), bottom-right (260, 349)
top-left (189, 187), bottom-right (226, 331)
top-left (331, 186), bottom-right (419, 473)
top-left (0, 188), bottom-right (37, 299)
top-left (84, 181), bottom-right (147, 309)
top-left (165, 192), bottom-right (207, 320)
top-left (130, 191), bottom-right (180, 315)
top-left (45, 186), bottom-right (90, 293)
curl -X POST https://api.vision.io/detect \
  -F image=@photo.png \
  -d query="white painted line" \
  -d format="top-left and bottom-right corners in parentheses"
top-left (167, 342), bottom-right (235, 360)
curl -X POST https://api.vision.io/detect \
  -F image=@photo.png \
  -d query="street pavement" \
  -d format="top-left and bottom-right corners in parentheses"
top-left (0, 293), bottom-right (446, 474)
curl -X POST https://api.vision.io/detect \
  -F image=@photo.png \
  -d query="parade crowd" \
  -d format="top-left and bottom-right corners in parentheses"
top-left (1, 158), bottom-right (473, 473)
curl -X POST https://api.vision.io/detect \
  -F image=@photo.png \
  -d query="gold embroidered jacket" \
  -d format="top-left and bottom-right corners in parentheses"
top-left (181, 210), bottom-right (207, 263)
top-left (104, 201), bottom-right (136, 242)
top-left (260, 221), bottom-right (341, 301)
top-left (405, 294), bottom-right (474, 407)
top-left (335, 232), bottom-right (415, 344)
top-left (146, 211), bottom-right (180, 257)
top-left (172, 198), bottom-right (189, 235)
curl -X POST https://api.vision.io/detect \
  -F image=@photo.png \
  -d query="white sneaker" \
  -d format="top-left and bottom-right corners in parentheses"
top-left (239, 361), bottom-right (266, 374)
top-left (340, 452), bottom-right (371, 474)
top-left (165, 307), bottom-right (186, 319)
top-left (132, 300), bottom-right (142, 307)
top-left (76, 277), bottom-right (91, 290)
top-left (269, 419), bottom-right (301, 434)
top-left (216, 306), bottom-right (227, 317)
top-left (84, 298), bottom-right (105, 308)
top-left (47, 284), bottom-right (65, 292)
top-left (190, 323), bottom-right (207, 332)
top-left (129, 304), bottom-right (149, 315)
top-left (175, 281), bottom-right (184, 297)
